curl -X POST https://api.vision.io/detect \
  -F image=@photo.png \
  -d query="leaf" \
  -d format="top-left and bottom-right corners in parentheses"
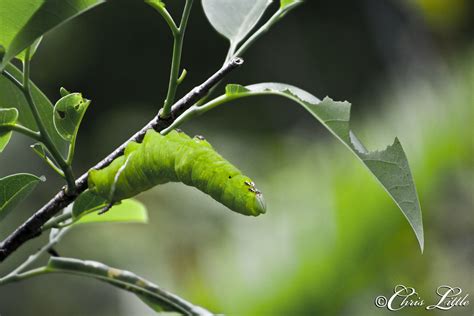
top-left (53, 92), bottom-right (90, 141)
top-left (59, 87), bottom-right (71, 97)
top-left (0, 63), bottom-right (67, 153)
top-left (0, 108), bottom-right (19, 152)
top-left (229, 83), bottom-right (424, 251)
top-left (0, 0), bottom-right (105, 70)
top-left (30, 142), bottom-right (48, 160)
top-left (73, 197), bottom-right (148, 225)
top-left (202, 0), bottom-right (272, 49)
top-left (46, 257), bottom-right (212, 315)
top-left (72, 190), bottom-right (107, 218)
top-left (225, 84), bottom-right (250, 96)
top-left (280, 0), bottom-right (303, 10)
top-left (0, 173), bottom-right (44, 221)
top-left (30, 142), bottom-right (63, 175)
top-left (145, 0), bottom-right (166, 9)
top-left (49, 227), bottom-right (60, 242)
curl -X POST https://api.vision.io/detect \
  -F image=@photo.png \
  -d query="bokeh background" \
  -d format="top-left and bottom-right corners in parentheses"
top-left (0, 0), bottom-right (473, 315)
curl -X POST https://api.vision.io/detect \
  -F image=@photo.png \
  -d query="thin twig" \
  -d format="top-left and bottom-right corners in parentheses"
top-left (159, 0), bottom-right (194, 118)
top-left (0, 227), bottom-right (70, 284)
top-left (22, 48), bottom-right (77, 191)
top-left (0, 57), bottom-right (243, 263)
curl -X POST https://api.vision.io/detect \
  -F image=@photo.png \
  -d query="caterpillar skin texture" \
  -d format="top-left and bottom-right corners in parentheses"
top-left (88, 130), bottom-right (266, 216)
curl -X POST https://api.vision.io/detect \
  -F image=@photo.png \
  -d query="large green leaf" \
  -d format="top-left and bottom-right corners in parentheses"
top-left (0, 0), bottom-right (105, 70)
top-left (226, 83), bottom-right (424, 251)
top-left (202, 0), bottom-right (272, 50)
top-left (0, 108), bottom-right (18, 152)
top-left (0, 173), bottom-right (44, 221)
top-left (0, 64), bottom-right (67, 153)
top-left (46, 257), bottom-right (212, 315)
top-left (73, 194), bottom-right (148, 225)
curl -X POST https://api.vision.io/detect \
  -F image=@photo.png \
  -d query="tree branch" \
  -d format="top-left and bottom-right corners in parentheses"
top-left (0, 57), bottom-right (244, 263)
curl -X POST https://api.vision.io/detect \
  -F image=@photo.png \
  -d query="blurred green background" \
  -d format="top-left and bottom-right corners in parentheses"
top-left (0, 0), bottom-right (473, 315)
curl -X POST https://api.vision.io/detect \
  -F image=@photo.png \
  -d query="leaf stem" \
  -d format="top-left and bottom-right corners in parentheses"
top-left (159, 0), bottom-right (194, 119)
top-left (0, 227), bottom-right (70, 285)
top-left (195, 2), bottom-right (301, 106)
top-left (0, 124), bottom-right (41, 141)
top-left (42, 212), bottom-right (73, 231)
top-left (145, 1), bottom-right (179, 36)
top-left (22, 48), bottom-right (77, 192)
top-left (234, 2), bottom-right (302, 58)
top-left (162, 90), bottom-right (264, 134)
top-left (48, 257), bottom-right (212, 315)
top-left (1, 69), bottom-right (23, 91)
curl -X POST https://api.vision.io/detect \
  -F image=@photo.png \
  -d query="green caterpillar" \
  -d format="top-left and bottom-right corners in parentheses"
top-left (88, 130), bottom-right (266, 216)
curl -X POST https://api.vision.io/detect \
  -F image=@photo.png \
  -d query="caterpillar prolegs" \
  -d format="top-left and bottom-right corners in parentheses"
top-left (88, 130), bottom-right (266, 216)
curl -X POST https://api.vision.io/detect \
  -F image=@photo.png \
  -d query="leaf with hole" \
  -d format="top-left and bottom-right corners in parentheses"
top-left (53, 92), bottom-right (90, 141)
top-left (226, 83), bottom-right (424, 251)
top-left (0, 108), bottom-right (19, 152)
top-left (0, 173), bottom-right (44, 221)
top-left (0, 0), bottom-right (105, 70)
top-left (202, 0), bottom-right (272, 52)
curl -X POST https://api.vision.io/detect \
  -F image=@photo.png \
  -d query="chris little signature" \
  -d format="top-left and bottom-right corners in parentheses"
top-left (374, 285), bottom-right (470, 311)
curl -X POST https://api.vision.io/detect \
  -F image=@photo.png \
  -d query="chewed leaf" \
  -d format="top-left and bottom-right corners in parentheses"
top-left (46, 257), bottom-right (212, 314)
top-left (0, 0), bottom-right (105, 70)
top-left (202, 0), bottom-right (272, 49)
top-left (231, 83), bottom-right (424, 251)
top-left (359, 137), bottom-right (423, 240)
top-left (0, 173), bottom-right (44, 221)
top-left (0, 108), bottom-right (19, 152)
top-left (53, 92), bottom-right (90, 141)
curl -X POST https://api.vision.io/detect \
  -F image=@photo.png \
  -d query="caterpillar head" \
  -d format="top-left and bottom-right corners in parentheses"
top-left (222, 175), bottom-right (266, 216)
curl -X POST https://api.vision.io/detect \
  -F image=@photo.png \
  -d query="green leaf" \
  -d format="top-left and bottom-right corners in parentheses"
top-left (202, 0), bottom-right (272, 49)
top-left (0, 0), bottom-right (105, 70)
top-left (30, 142), bottom-right (48, 160)
top-left (53, 92), bottom-right (90, 141)
top-left (46, 257), bottom-right (211, 315)
top-left (0, 63), bottom-right (67, 153)
top-left (229, 83), bottom-right (424, 251)
top-left (72, 190), bottom-right (107, 218)
top-left (226, 84), bottom-right (250, 96)
top-left (0, 173), bottom-right (44, 221)
top-left (280, 0), bottom-right (303, 9)
top-left (145, 0), bottom-right (166, 9)
top-left (0, 108), bottom-right (19, 152)
top-left (59, 87), bottom-right (71, 97)
top-left (30, 142), bottom-right (63, 176)
top-left (73, 197), bottom-right (148, 225)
